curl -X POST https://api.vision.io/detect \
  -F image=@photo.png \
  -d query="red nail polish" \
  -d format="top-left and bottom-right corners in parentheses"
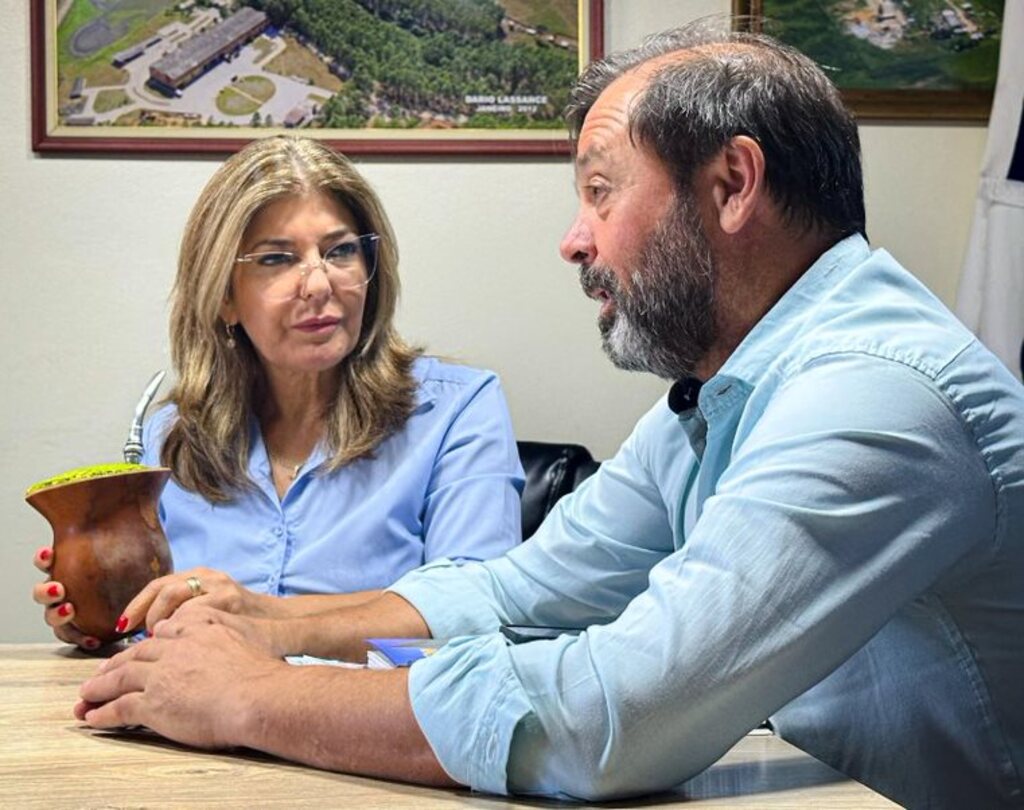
top-left (47, 584), bottom-right (60, 598)
top-left (39, 548), bottom-right (52, 561)
top-left (57, 603), bottom-right (71, 617)
top-left (83, 637), bottom-right (100, 651)
top-left (115, 615), bottom-right (128, 633)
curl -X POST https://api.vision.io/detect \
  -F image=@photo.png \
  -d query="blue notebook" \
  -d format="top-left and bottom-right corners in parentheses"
top-left (365, 637), bottom-right (444, 668)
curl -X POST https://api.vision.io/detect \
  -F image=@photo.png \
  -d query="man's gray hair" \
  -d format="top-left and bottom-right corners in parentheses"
top-left (565, 19), bottom-right (865, 238)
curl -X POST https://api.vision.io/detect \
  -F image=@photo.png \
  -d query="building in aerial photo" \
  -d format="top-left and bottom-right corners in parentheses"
top-left (149, 6), bottom-right (268, 93)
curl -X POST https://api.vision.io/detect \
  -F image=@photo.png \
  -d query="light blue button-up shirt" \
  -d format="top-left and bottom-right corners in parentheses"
top-left (392, 236), bottom-right (1024, 808)
top-left (143, 357), bottom-right (524, 594)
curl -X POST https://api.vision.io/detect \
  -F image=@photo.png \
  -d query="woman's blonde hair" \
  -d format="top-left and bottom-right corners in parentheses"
top-left (163, 135), bottom-right (420, 501)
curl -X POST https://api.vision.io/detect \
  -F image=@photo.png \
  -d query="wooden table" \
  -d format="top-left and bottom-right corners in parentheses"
top-left (0, 644), bottom-right (897, 808)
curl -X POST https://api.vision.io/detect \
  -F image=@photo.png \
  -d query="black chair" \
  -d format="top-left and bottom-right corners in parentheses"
top-left (517, 441), bottom-right (600, 540)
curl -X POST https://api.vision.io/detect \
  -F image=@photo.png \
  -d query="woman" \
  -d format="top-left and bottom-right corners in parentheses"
top-left (32, 135), bottom-right (522, 649)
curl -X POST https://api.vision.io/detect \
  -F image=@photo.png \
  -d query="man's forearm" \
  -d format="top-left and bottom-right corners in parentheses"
top-left (237, 664), bottom-right (456, 787)
top-left (77, 616), bottom-right (454, 788)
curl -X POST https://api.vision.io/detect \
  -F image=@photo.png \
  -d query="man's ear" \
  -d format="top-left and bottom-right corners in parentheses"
top-left (706, 135), bottom-right (765, 235)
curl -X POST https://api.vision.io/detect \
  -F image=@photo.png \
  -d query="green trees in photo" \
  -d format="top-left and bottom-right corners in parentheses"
top-left (244, 0), bottom-right (576, 128)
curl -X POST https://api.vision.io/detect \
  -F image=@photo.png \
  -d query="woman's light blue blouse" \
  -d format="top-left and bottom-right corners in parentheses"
top-left (143, 357), bottom-right (523, 594)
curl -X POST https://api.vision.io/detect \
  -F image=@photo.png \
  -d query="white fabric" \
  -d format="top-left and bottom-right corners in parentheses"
top-left (956, 1), bottom-right (1024, 379)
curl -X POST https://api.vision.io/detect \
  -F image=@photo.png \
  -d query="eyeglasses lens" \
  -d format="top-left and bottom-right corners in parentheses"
top-left (238, 234), bottom-right (379, 301)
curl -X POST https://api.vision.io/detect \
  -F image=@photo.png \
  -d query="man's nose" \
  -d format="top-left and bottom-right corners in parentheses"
top-left (559, 217), bottom-right (596, 265)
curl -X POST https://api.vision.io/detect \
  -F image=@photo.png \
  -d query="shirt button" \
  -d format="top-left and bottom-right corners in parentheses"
top-left (273, 527), bottom-right (283, 537)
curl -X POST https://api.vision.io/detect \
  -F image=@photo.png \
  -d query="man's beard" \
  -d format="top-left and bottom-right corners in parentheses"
top-left (579, 194), bottom-right (717, 380)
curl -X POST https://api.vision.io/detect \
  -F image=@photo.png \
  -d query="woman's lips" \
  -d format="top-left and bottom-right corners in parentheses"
top-left (294, 317), bottom-right (340, 333)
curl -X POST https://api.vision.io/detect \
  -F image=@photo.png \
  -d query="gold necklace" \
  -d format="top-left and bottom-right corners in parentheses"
top-left (269, 453), bottom-right (307, 481)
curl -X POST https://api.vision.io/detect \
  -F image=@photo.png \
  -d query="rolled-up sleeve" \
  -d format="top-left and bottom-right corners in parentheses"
top-left (408, 633), bottom-right (535, 793)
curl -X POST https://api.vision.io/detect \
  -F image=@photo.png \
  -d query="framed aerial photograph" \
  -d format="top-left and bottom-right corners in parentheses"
top-left (31, 0), bottom-right (604, 155)
top-left (733, 0), bottom-right (1003, 120)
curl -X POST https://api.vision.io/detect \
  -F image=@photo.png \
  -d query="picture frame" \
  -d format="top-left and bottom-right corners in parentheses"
top-left (31, 0), bottom-right (604, 155)
top-left (732, 0), bottom-right (1001, 121)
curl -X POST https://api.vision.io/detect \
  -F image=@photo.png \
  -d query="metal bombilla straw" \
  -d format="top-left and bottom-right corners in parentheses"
top-left (122, 370), bottom-right (166, 464)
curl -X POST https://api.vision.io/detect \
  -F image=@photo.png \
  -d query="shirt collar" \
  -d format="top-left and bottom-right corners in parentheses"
top-left (665, 234), bottom-right (871, 429)
top-left (712, 233), bottom-right (872, 392)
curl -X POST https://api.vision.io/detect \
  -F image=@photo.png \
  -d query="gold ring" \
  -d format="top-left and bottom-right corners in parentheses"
top-left (185, 576), bottom-right (202, 598)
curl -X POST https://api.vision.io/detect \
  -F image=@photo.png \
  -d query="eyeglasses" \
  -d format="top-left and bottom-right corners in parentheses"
top-left (235, 233), bottom-right (379, 300)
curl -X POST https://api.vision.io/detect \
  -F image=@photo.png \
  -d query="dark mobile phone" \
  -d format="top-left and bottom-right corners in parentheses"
top-left (499, 625), bottom-right (582, 644)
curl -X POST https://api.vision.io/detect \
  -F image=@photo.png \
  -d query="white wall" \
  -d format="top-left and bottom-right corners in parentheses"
top-left (0, 1), bottom-right (987, 641)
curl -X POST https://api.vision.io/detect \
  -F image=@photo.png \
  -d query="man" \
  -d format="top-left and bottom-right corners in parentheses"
top-left (78, 23), bottom-right (1024, 808)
